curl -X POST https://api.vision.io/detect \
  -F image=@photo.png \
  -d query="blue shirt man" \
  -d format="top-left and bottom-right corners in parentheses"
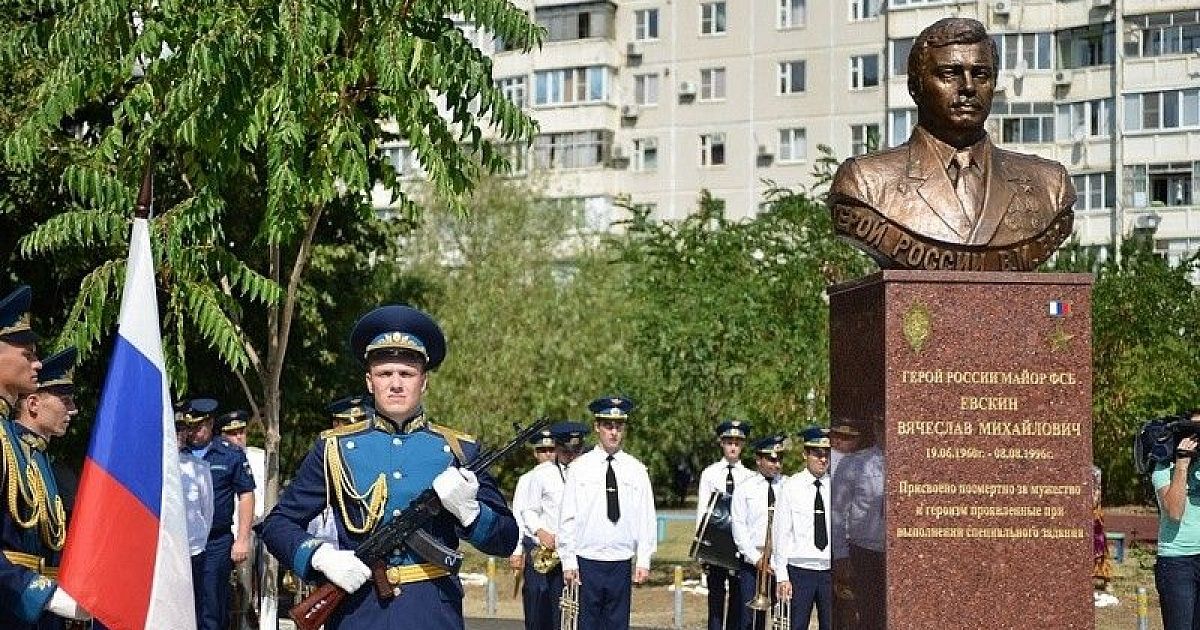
top-left (258, 304), bottom-right (517, 629)
top-left (179, 397), bottom-right (255, 630)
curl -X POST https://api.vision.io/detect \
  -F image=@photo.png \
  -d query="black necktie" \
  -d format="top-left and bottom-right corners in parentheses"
top-left (725, 464), bottom-right (735, 494)
top-left (606, 455), bottom-right (620, 523)
top-left (766, 477), bottom-right (775, 507)
top-left (814, 478), bottom-right (828, 551)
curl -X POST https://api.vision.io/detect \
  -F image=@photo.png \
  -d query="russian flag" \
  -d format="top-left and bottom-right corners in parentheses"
top-left (58, 217), bottom-right (196, 630)
top-left (1048, 300), bottom-right (1072, 318)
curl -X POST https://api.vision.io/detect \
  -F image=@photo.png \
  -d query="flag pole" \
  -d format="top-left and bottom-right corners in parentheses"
top-left (135, 160), bottom-right (153, 220)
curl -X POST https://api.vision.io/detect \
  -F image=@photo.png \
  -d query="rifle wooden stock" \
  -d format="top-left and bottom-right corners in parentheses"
top-left (289, 581), bottom-right (345, 630)
top-left (372, 560), bottom-right (393, 600)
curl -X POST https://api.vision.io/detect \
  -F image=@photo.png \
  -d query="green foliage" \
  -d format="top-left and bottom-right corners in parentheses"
top-left (1050, 238), bottom-right (1200, 504)
top-left (613, 188), bottom-right (874, 485)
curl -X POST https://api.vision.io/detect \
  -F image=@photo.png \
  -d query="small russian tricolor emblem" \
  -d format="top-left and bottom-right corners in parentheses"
top-left (1048, 300), bottom-right (1071, 317)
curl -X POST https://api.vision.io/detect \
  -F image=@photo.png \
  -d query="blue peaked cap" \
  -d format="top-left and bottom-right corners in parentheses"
top-left (350, 305), bottom-right (446, 370)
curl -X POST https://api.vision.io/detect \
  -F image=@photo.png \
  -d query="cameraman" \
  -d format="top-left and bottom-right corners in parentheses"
top-left (1154, 410), bottom-right (1200, 630)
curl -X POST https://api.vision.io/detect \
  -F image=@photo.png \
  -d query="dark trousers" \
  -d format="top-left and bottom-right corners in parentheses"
top-left (787, 566), bottom-right (831, 630)
top-left (577, 557), bottom-right (632, 630)
top-left (846, 544), bottom-right (885, 630)
top-left (190, 550), bottom-right (207, 621)
top-left (705, 563), bottom-right (742, 630)
top-left (198, 532), bottom-right (233, 630)
top-left (738, 561), bottom-right (774, 630)
top-left (1156, 554), bottom-right (1200, 630)
top-left (523, 552), bottom-right (563, 630)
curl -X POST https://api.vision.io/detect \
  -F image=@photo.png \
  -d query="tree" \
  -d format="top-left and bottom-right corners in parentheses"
top-left (614, 188), bottom-right (874, 486)
top-left (1049, 239), bottom-right (1200, 503)
top-left (3, 0), bottom-right (542, 611)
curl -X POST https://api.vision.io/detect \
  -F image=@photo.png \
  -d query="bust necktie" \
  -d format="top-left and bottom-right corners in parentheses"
top-left (950, 151), bottom-right (982, 223)
top-left (814, 478), bottom-right (828, 551)
top-left (725, 464), bottom-right (736, 495)
top-left (606, 454), bottom-right (620, 523)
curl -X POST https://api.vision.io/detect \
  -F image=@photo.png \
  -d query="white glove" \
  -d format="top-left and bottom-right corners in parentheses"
top-left (433, 467), bottom-right (481, 526)
top-left (311, 544), bottom-right (371, 593)
top-left (47, 588), bottom-right (92, 621)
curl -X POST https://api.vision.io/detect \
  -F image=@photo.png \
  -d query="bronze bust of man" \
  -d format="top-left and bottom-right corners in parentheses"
top-left (829, 17), bottom-right (1075, 272)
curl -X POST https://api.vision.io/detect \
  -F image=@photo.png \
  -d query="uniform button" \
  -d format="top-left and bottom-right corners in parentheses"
top-left (346, 440), bottom-right (355, 449)
top-left (393, 509), bottom-right (402, 517)
top-left (393, 548), bottom-right (402, 555)
top-left (442, 445), bottom-right (451, 453)
top-left (393, 471), bottom-right (402, 479)
top-left (393, 587), bottom-right (402, 597)
top-left (393, 438), bottom-right (403, 446)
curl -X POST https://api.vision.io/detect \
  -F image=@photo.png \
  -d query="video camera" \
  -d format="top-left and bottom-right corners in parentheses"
top-left (1134, 413), bottom-right (1200, 475)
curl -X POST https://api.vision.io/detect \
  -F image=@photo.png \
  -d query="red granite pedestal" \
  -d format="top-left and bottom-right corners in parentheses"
top-left (828, 270), bottom-right (1094, 630)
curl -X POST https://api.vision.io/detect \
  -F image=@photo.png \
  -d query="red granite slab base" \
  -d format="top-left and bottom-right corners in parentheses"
top-left (828, 271), bottom-right (1094, 630)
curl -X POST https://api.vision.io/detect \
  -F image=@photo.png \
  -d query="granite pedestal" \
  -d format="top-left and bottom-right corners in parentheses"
top-left (828, 270), bottom-right (1094, 629)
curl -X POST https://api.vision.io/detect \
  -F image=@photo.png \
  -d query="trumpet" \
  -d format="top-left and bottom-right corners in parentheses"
top-left (560, 581), bottom-right (580, 630)
top-left (532, 544), bottom-right (561, 574)
top-left (770, 599), bottom-right (791, 630)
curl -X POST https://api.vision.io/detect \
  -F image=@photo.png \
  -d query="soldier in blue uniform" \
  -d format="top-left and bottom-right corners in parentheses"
top-left (179, 397), bottom-right (256, 630)
top-left (258, 304), bottom-right (518, 629)
top-left (0, 287), bottom-right (92, 628)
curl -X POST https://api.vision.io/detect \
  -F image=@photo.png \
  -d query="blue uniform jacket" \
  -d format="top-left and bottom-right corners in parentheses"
top-left (258, 413), bottom-right (516, 626)
top-left (199, 437), bottom-right (255, 537)
top-left (0, 406), bottom-right (65, 629)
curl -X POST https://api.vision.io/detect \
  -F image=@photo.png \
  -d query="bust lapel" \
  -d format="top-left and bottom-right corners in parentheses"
top-left (969, 143), bottom-right (1018, 245)
top-left (909, 140), bottom-right (972, 241)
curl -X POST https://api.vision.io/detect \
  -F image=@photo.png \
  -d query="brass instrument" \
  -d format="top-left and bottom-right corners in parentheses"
top-left (747, 501), bottom-right (776, 613)
top-left (560, 581), bottom-right (580, 630)
top-left (532, 544), bottom-right (561, 574)
top-left (770, 598), bottom-right (791, 630)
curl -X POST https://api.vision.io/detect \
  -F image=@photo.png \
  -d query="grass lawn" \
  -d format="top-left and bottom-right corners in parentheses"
top-left (458, 520), bottom-right (1163, 629)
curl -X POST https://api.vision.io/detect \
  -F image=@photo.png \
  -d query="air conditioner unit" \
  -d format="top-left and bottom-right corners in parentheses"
top-left (992, 0), bottom-right (1010, 16)
top-left (1053, 70), bottom-right (1072, 86)
top-left (612, 146), bottom-right (626, 160)
top-left (679, 81), bottom-right (698, 96)
top-left (621, 104), bottom-right (640, 118)
top-left (1091, 0), bottom-right (1112, 7)
top-left (627, 42), bottom-right (643, 58)
top-left (757, 144), bottom-right (772, 157)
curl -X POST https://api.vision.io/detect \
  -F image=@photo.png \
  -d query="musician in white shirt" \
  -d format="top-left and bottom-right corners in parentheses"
top-left (559, 397), bottom-right (656, 630)
top-left (731, 435), bottom-right (788, 630)
top-left (772, 427), bottom-right (832, 630)
top-left (695, 419), bottom-right (755, 630)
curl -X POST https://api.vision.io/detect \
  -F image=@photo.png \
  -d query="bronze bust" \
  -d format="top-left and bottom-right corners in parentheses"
top-left (829, 18), bottom-right (1075, 271)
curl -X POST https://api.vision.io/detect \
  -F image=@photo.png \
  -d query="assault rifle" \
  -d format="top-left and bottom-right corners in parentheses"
top-left (290, 418), bottom-right (551, 630)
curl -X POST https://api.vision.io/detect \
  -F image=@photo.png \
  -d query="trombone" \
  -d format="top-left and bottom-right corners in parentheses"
top-left (560, 580), bottom-right (580, 630)
top-left (770, 598), bottom-right (791, 630)
top-left (747, 502), bottom-right (776, 617)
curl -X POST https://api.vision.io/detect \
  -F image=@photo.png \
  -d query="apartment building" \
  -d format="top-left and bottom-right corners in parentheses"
top-left (377, 0), bottom-right (1199, 261)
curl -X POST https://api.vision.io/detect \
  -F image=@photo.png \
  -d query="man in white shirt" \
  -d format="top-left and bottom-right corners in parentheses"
top-left (773, 427), bottom-right (832, 630)
top-left (831, 416), bottom-right (885, 630)
top-left (511, 426), bottom-right (558, 630)
top-left (559, 396), bottom-right (656, 630)
top-left (827, 421), bottom-right (863, 481)
top-left (695, 419), bottom-right (755, 630)
top-left (177, 416), bottom-right (215, 619)
top-left (731, 435), bottom-right (788, 630)
top-left (517, 421), bottom-right (589, 630)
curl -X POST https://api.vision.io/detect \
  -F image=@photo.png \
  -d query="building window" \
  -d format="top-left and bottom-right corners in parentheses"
top-left (992, 32), bottom-right (1052, 71)
top-left (535, 2), bottom-right (615, 42)
top-left (850, 55), bottom-right (880, 90)
top-left (1056, 99), bottom-right (1113, 140)
top-left (634, 9), bottom-right (659, 41)
top-left (851, 123), bottom-right (879, 156)
top-left (778, 128), bottom-right (807, 162)
top-left (534, 66), bottom-right (611, 106)
top-left (778, 60), bottom-right (806, 94)
top-left (1124, 89), bottom-right (1200, 131)
top-left (497, 76), bottom-right (527, 107)
top-left (890, 38), bottom-right (914, 77)
top-left (700, 133), bottom-right (726, 166)
top-left (888, 109), bottom-right (916, 147)
top-left (533, 130), bottom-right (613, 169)
top-left (633, 137), bottom-right (659, 172)
top-left (1126, 10), bottom-right (1200, 58)
top-left (634, 73), bottom-right (659, 106)
top-left (700, 2), bottom-right (727, 36)
top-left (849, 0), bottom-right (881, 21)
top-left (1056, 23), bottom-right (1115, 69)
top-left (380, 145), bottom-right (423, 179)
top-left (1124, 162), bottom-right (1200, 208)
top-left (990, 101), bottom-right (1055, 144)
top-left (700, 67), bottom-right (726, 100)
top-left (778, 0), bottom-right (805, 29)
top-left (1070, 173), bottom-right (1116, 211)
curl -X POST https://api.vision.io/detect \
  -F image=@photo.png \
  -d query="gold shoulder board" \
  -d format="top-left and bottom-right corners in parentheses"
top-left (428, 422), bottom-right (476, 443)
top-left (320, 420), bottom-right (369, 440)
